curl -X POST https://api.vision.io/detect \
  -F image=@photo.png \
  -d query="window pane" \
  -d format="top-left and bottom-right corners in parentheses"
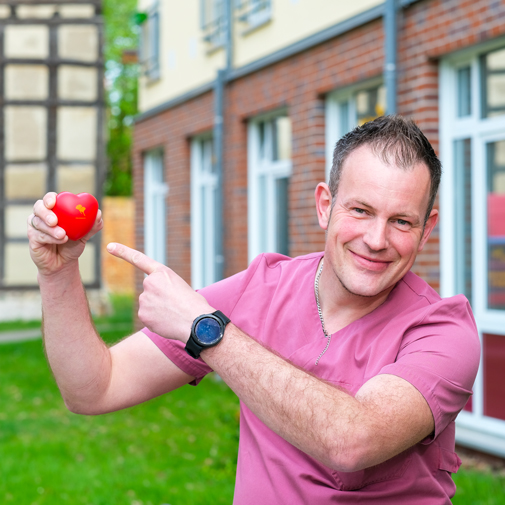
top-left (356, 85), bottom-right (386, 125)
top-left (203, 139), bottom-right (214, 174)
top-left (340, 100), bottom-right (350, 135)
top-left (457, 66), bottom-right (472, 117)
top-left (484, 333), bottom-right (505, 420)
top-left (275, 177), bottom-right (289, 256)
top-left (273, 116), bottom-right (291, 161)
top-left (482, 47), bottom-right (505, 118)
top-left (454, 139), bottom-right (472, 304)
top-left (487, 140), bottom-right (505, 309)
top-left (258, 121), bottom-right (266, 160)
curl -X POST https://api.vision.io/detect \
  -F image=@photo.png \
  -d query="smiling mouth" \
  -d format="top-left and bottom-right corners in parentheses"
top-left (350, 251), bottom-right (392, 269)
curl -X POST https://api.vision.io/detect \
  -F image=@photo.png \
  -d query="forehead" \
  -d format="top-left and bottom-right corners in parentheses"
top-left (338, 145), bottom-right (431, 213)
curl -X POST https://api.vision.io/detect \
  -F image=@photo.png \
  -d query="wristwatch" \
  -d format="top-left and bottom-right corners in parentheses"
top-left (185, 310), bottom-right (231, 359)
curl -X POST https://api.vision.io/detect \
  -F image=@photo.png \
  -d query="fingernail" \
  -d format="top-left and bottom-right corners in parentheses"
top-left (48, 216), bottom-right (56, 225)
top-left (107, 243), bottom-right (115, 252)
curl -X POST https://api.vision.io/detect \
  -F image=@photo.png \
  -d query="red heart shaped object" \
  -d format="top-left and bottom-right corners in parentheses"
top-left (52, 192), bottom-right (99, 241)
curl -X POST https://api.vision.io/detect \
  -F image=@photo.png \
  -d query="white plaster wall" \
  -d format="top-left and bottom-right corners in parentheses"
top-left (138, 0), bottom-right (224, 112)
top-left (234, 0), bottom-right (383, 67)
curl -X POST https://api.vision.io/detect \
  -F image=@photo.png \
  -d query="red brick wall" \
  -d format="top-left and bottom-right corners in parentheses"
top-left (133, 0), bottom-right (505, 304)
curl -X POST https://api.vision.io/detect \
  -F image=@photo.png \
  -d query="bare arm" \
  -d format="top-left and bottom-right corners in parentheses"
top-left (108, 243), bottom-right (435, 472)
top-left (202, 326), bottom-right (433, 471)
top-left (30, 193), bottom-right (194, 415)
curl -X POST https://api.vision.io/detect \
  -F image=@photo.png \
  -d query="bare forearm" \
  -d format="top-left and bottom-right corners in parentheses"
top-left (39, 263), bottom-right (111, 412)
top-left (201, 325), bottom-right (369, 471)
top-left (202, 324), bottom-right (433, 472)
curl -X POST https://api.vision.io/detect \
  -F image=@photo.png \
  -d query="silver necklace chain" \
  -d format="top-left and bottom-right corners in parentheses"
top-left (314, 258), bottom-right (329, 337)
top-left (314, 258), bottom-right (332, 365)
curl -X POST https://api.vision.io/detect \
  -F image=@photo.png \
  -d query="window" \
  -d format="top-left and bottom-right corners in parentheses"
top-left (201, 0), bottom-right (226, 49)
top-left (248, 114), bottom-right (292, 260)
top-left (191, 136), bottom-right (219, 289)
top-left (139, 3), bottom-right (160, 80)
top-left (144, 150), bottom-right (167, 264)
top-left (236, 0), bottom-right (271, 32)
top-left (440, 42), bottom-right (505, 450)
top-left (325, 82), bottom-right (386, 180)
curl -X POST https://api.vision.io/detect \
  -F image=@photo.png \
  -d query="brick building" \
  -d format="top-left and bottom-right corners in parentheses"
top-left (133, 0), bottom-right (505, 457)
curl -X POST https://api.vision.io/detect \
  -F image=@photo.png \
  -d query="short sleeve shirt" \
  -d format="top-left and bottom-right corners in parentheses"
top-left (143, 252), bottom-right (480, 504)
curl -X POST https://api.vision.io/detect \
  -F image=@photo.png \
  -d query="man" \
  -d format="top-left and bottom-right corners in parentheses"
top-left (28, 115), bottom-right (480, 504)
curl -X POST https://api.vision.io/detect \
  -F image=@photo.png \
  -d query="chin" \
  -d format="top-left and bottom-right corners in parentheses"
top-left (339, 275), bottom-right (393, 299)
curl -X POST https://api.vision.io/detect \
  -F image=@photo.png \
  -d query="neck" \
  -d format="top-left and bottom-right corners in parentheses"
top-left (316, 257), bottom-right (394, 334)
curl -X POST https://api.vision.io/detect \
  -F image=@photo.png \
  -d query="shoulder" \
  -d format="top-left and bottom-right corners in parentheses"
top-left (199, 252), bottom-right (323, 317)
top-left (395, 272), bottom-right (475, 324)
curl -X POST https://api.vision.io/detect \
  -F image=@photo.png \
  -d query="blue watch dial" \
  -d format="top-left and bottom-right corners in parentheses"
top-left (195, 317), bottom-right (222, 345)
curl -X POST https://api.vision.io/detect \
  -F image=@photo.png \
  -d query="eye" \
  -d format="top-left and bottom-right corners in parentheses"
top-left (396, 219), bottom-right (411, 227)
top-left (353, 208), bottom-right (367, 215)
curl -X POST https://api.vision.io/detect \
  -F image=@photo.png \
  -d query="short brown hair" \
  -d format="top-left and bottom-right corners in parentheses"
top-left (329, 115), bottom-right (442, 224)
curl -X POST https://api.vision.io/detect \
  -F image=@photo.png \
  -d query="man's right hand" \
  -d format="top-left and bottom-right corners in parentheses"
top-left (28, 192), bottom-right (103, 277)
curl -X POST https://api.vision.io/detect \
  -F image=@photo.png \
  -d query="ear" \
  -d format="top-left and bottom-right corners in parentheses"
top-left (315, 183), bottom-right (333, 231)
top-left (418, 209), bottom-right (439, 252)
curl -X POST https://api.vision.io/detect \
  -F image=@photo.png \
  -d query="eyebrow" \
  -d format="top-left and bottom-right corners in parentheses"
top-left (347, 199), bottom-right (422, 224)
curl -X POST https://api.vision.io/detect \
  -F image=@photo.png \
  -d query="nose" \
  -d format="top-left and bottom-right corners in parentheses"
top-left (362, 219), bottom-right (388, 252)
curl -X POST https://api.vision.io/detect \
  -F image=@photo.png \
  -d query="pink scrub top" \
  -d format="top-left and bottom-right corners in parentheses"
top-left (143, 252), bottom-right (480, 504)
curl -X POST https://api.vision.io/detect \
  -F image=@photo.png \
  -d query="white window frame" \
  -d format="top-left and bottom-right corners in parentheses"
top-left (201, 0), bottom-right (226, 49)
top-left (440, 37), bottom-right (505, 456)
top-left (325, 77), bottom-right (384, 182)
top-left (236, 0), bottom-right (272, 33)
top-left (140, 2), bottom-right (161, 80)
top-left (248, 113), bottom-right (292, 261)
top-left (190, 135), bottom-right (218, 290)
top-left (144, 150), bottom-right (167, 265)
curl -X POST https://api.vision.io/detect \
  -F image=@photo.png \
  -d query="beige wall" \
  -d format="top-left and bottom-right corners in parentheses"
top-left (138, 0), bottom-right (224, 112)
top-left (235, 0), bottom-right (382, 67)
top-left (138, 0), bottom-right (382, 112)
top-left (101, 197), bottom-right (135, 294)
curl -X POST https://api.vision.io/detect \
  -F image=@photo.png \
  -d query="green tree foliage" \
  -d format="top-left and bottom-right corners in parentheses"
top-left (102, 0), bottom-right (139, 196)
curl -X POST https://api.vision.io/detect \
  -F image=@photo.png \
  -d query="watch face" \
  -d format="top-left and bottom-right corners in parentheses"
top-left (194, 317), bottom-right (222, 345)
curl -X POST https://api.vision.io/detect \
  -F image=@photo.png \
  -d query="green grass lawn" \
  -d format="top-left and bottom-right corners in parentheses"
top-left (0, 297), bottom-right (239, 505)
top-left (453, 469), bottom-right (505, 504)
top-left (1, 296), bottom-right (505, 504)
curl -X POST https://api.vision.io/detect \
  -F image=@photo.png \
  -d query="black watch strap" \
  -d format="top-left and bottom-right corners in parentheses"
top-left (185, 335), bottom-right (204, 359)
top-left (213, 310), bottom-right (231, 326)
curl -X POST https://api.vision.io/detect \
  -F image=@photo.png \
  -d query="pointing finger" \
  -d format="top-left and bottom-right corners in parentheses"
top-left (107, 243), bottom-right (160, 275)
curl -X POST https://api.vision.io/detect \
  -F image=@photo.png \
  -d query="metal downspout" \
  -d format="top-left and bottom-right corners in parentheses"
top-left (384, 0), bottom-right (398, 114)
top-left (213, 0), bottom-right (232, 281)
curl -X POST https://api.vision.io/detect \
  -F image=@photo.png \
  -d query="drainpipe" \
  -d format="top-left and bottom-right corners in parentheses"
top-left (213, 0), bottom-right (232, 281)
top-left (384, 0), bottom-right (398, 114)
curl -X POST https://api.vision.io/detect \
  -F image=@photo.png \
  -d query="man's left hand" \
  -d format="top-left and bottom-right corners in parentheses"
top-left (107, 243), bottom-right (214, 342)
